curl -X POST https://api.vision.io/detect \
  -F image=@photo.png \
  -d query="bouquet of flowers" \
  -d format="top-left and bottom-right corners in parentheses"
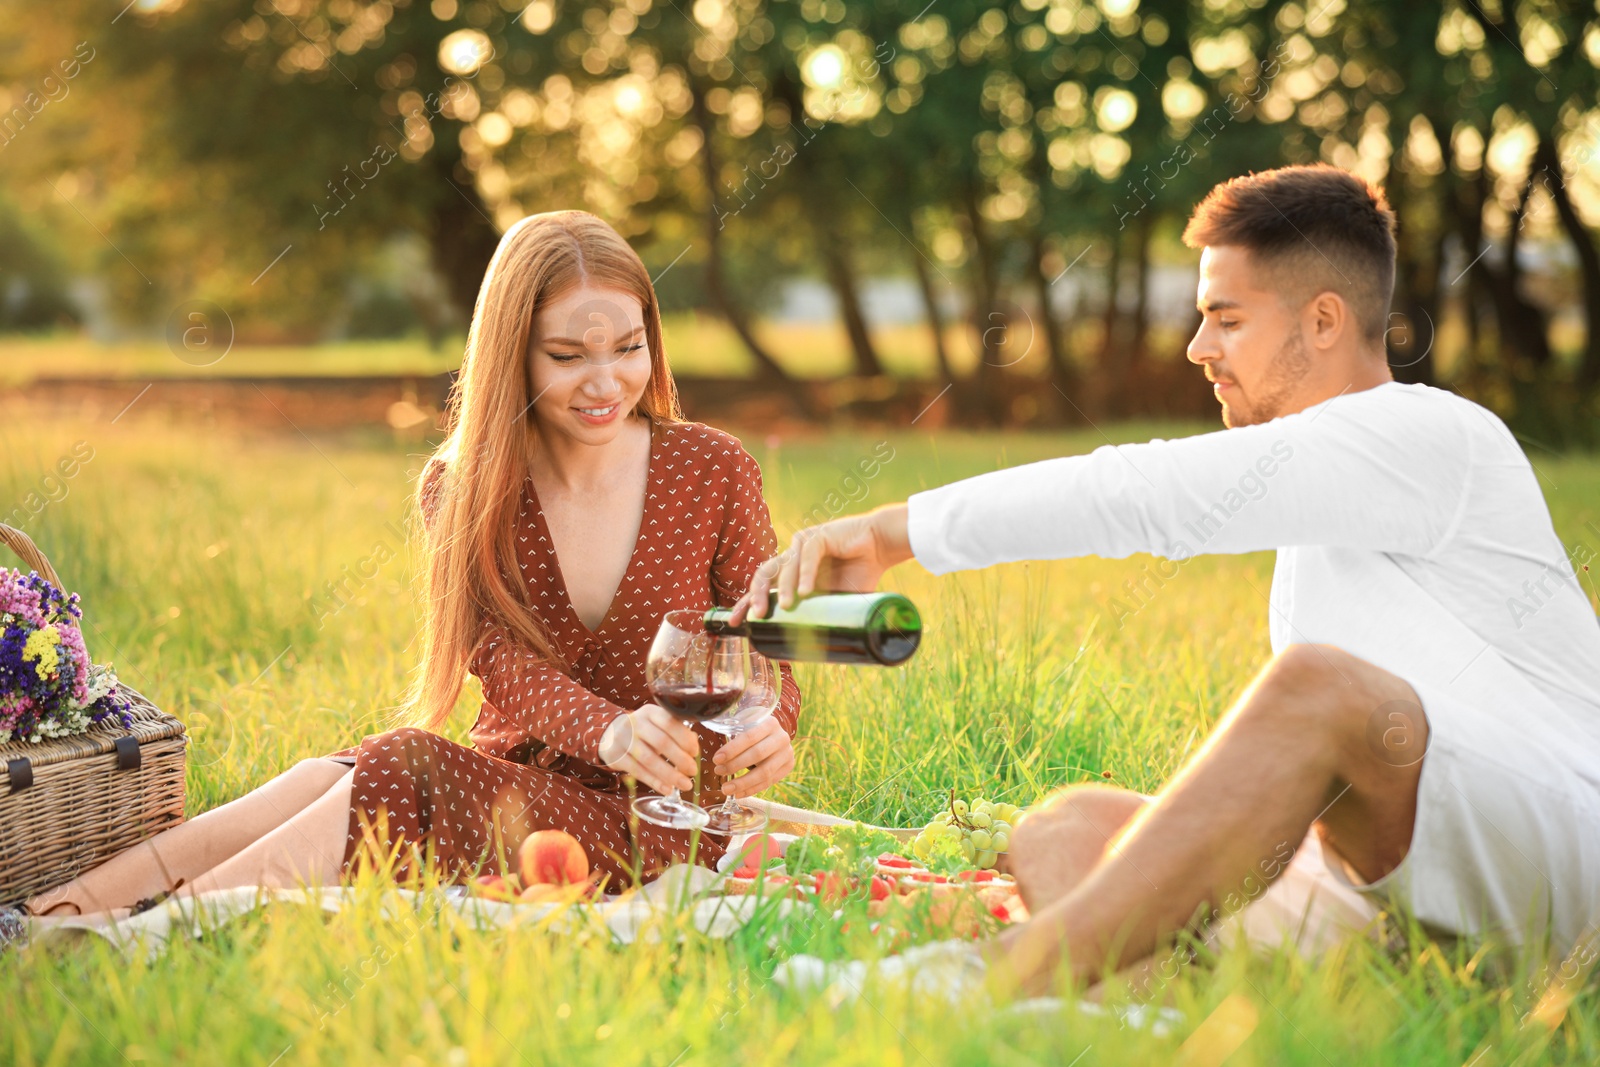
top-left (0, 567), bottom-right (132, 745)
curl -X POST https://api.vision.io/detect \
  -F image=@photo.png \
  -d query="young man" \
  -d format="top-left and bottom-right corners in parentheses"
top-left (733, 164), bottom-right (1600, 989)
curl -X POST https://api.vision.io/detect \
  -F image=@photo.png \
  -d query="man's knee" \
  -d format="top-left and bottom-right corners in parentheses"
top-left (1257, 644), bottom-right (1355, 702)
top-left (1254, 645), bottom-right (1382, 721)
top-left (1247, 644), bottom-right (1427, 765)
top-left (1009, 785), bottom-right (1147, 907)
top-left (1013, 785), bottom-right (1147, 859)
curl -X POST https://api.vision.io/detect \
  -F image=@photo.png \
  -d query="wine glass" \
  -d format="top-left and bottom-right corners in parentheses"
top-left (632, 609), bottom-right (746, 831)
top-left (701, 647), bottom-right (779, 836)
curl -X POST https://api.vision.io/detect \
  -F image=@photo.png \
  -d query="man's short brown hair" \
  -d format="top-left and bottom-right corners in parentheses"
top-left (1182, 164), bottom-right (1397, 345)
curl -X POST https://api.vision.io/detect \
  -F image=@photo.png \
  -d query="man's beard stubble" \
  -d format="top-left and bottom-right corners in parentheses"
top-left (1222, 326), bottom-right (1310, 428)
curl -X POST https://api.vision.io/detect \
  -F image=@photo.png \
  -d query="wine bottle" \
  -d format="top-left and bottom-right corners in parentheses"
top-left (703, 591), bottom-right (922, 666)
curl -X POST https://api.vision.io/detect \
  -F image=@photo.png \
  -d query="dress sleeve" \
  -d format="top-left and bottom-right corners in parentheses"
top-left (418, 456), bottom-right (447, 534)
top-left (468, 625), bottom-right (628, 766)
top-left (710, 446), bottom-right (803, 739)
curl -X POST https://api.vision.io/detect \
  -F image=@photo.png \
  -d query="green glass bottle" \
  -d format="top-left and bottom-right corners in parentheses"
top-left (703, 591), bottom-right (922, 666)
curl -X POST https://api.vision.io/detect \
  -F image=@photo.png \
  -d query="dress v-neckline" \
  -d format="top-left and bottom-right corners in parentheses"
top-left (525, 418), bottom-right (661, 641)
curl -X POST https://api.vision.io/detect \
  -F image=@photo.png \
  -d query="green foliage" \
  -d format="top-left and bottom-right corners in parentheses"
top-left (0, 195), bottom-right (78, 331)
top-left (9, 0), bottom-right (1600, 415)
top-left (782, 822), bottom-right (903, 880)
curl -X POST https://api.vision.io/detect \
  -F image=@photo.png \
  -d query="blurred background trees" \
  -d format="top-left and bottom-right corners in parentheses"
top-left (4, 0), bottom-right (1600, 440)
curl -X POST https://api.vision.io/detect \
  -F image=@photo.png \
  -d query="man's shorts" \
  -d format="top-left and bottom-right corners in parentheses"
top-left (1321, 677), bottom-right (1600, 959)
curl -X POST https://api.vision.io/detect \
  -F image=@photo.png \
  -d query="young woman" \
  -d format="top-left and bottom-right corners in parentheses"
top-left (20, 211), bottom-right (801, 923)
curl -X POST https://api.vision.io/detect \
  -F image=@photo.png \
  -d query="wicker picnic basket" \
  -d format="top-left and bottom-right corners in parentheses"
top-left (0, 523), bottom-right (187, 906)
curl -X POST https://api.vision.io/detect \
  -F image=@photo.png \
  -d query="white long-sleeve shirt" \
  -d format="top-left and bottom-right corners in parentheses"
top-left (906, 382), bottom-right (1600, 764)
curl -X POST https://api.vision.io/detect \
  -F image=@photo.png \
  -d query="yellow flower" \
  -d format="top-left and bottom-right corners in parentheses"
top-left (22, 624), bottom-right (61, 678)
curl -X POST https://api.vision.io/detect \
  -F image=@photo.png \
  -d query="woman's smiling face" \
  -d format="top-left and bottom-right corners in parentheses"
top-left (527, 282), bottom-right (653, 444)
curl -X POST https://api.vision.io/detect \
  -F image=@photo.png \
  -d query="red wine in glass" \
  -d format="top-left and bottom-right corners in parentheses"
top-left (648, 680), bottom-right (742, 721)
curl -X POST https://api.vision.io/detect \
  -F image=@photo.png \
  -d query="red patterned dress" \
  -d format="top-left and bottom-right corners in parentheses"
top-left (329, 419), bottom-right (801, 889)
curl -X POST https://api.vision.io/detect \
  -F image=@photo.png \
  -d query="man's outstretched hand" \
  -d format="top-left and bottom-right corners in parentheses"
top-left (730, 504), bottom-right (914, 624)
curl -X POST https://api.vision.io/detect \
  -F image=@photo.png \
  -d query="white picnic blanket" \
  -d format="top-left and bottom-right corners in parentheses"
top-left (26, 870), bottom-right (1184, 1035)
top-left (769, 941), bottom-right (1184, 1034)
top-left (20, 803), bottom-right (824, 961)
top-left (25, 862), bottom-right (777, 961)
top-left (20, 796), bottom-right (1378, 1042)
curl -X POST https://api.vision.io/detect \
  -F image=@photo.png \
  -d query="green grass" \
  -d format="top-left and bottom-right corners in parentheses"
top-left (0, 314), bottom-right (957, 383)
top-left (2, 406), bottom-right (1599, 1065)
top-left (0, 314), bottom-right (1196, 384)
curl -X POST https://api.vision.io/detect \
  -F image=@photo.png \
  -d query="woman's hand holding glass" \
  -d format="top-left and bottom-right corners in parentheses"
top-left (711, 717), bottom-right (793, 798)
top-left (701, 649), bottom-right (789, 834)
top-left (598, 705), bottom-right (700, 797)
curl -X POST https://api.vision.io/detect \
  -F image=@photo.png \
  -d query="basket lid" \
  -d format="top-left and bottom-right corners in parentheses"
top-left (0, 687), bottom-right (185, 768)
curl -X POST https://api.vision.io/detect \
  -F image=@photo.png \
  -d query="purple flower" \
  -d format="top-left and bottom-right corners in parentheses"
top-left (0, 568), bottom-right (130, 743)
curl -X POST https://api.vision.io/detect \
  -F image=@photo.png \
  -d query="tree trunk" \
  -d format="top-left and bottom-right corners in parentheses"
top-left (959, 177), bottom-right (1008, 424)
top-left (910, 244), bottom-right (955, 382)
top-left (1451, 156), bottom-right (1550, 381)
top-left (1387, 138), bottom-right (1439, 385)
top-left (1448, 153), bottom-right (1494, 387)
top-left (1123, 214), bottom-right (1154, 413)
top-left (1421, 222), bottom-right (1448, 382)
top-left (688, 83), bottom-right (792, 383)
top-left (425, 150), bottom-right (503, 321)
top-left (1094, 232), bottom-right (1125, 418)
top-left (818, 230), bottom-right (885, 377)
top-left (1535, 135), bottom-right (1600, 390)
top-left (1022, 138), bottom-right (1076, 405)
top-left (1027, 231), bottom-right (1076, 396)
top-left (774, 67), bottom-right (883, 382)
top-left (1500, 167), bottom-right (1554, 373)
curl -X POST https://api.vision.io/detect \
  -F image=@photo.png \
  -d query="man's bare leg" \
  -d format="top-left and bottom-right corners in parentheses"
top-left (1009, 785), bottom-right (1148, 914)
top-left (1008, 787), bottom-right (1161, 1000)
top-left (992, 643), bottom-right (1427, 991)
top-left (27, 758), bottom-right (351, 915)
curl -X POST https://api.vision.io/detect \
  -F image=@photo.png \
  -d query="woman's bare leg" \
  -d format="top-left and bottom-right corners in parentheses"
top-left (28, 769), bottom-right (355, 931)
top-left (168, 767), bottom-right (354, 899)
top-left (27, 758), bottom-right (351, 915)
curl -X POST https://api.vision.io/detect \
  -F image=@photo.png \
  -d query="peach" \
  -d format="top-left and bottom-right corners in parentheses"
top-left (470, 874), bottom-right (521, 902)
top-left (518, 883), bottom-right (565, 904)
top-left (518, 829), bottom-right (590, 886)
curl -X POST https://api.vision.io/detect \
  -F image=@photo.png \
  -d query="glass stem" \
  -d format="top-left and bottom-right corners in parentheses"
top-left (718, 724), bottom-right (748, 815)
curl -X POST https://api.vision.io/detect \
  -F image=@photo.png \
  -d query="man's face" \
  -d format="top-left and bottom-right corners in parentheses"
top-left (1186, 246), bottom-right (1312, 428)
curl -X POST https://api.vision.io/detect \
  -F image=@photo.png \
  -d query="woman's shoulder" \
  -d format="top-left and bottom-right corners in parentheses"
top-left (657, 419), bottom-right (759, 472)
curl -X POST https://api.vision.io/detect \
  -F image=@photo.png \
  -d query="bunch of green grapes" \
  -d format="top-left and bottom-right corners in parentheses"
top-left (912, 791), bottom-right (1025, 870)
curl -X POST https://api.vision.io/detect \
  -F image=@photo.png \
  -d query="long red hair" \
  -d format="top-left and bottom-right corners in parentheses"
top-left (405, 211), bottom-right (682, 729)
